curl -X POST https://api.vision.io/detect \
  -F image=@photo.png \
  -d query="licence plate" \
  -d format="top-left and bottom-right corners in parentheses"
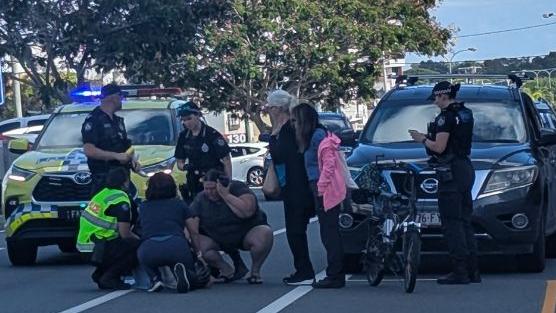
top-left (57, 208), bottom-right (82, 220)
top-left (416, 212), bottom-right (441, 226)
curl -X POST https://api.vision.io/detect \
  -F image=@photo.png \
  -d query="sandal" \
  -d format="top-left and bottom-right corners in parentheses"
top-left (246, 275), bottom-right (263, 284)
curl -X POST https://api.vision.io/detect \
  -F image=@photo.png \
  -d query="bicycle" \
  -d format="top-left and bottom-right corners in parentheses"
top-left (353, 160), bottom-right (423, 293)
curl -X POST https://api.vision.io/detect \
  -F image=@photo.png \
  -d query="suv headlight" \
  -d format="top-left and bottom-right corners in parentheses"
top-left (8, 166), bottom-right (36, 182)
top-left (140, 158), bottom-right (176, 177)
top-left (481, 166), bottom-right (537, 196)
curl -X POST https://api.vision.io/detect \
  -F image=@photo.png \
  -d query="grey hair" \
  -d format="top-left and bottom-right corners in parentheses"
top-left (266, 89), bottom-right (298, 110)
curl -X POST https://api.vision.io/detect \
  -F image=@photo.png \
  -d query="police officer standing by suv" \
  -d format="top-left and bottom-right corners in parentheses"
top-left (410, 81), bottom-right (480, 285)
top-left (81, 83), bottom-right (141, 196)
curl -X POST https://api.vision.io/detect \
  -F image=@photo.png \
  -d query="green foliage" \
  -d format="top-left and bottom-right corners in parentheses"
top-left (155, 0), bottom-right (451, 130)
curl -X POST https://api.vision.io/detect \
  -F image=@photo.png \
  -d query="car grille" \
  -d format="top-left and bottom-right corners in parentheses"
top-left (390, 172), bottom-right (438, 200)
top-left (33, 175), bottom-right (91, 202)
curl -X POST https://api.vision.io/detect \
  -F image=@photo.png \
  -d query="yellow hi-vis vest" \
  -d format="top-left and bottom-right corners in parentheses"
top-left (76, 188), bottom-right (130, 252)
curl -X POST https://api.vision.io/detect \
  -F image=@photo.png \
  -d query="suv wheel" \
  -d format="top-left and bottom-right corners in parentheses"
top-left (7, 241), bottom-right (38, 266)
top-left (516, 216), bottom-right (546, 273)
top-left (247, 166), bottom-right (264, 187)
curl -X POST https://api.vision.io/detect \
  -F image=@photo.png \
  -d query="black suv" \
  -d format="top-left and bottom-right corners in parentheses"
top-left (343, 75), bottom-right (556, 273)
top-left (318, 112), bottom-right (358, 151)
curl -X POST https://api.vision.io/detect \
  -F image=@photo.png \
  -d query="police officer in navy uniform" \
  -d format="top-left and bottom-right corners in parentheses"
top-left (174, 101), bottom-right (232, 202)
top-left (81, 83), bottom-right (141, 196)
top-left (174, 101), bottom-right (248, 280)
top-left (410, 81), bottom-right (480, 285)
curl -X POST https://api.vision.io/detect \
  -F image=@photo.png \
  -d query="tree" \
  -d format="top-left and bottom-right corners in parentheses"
top-left (0, 0), bottom-right (226, 108)
top-left (153, 0), bottom-right (451, 131)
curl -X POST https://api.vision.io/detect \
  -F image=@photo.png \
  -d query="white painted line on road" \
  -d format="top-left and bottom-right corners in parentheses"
top-left (273, 217), bottom-right (318, 236)
top-left (0, 230), bottom-right (5, 233)
top-left (0, 248), bottom-right (5, 252)
top-left (57, 290), bottom-right (134, 313)
top-left (257, 272), bottom-right (352, 313)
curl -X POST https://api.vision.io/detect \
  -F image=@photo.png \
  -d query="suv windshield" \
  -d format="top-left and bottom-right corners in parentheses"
top-left (36, 109), bottom-right (175, 149)
top-left (363, 101), bottom-right (527, 144)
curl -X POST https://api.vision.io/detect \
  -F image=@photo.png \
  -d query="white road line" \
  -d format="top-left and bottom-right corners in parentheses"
top-left (57, 290), bottom-right (134, 313)
top-left (257, 272), bottom-right (352, 313)
top-left (0, 230), bottom-right (5, 233)
top-left (0, 248), bottom-right (5, 252)
top-left (272, 217), bottom-right (318, 236)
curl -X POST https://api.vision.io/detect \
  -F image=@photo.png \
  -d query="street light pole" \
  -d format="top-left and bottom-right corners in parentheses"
top-left (443, 48), bottom-right (477, 74)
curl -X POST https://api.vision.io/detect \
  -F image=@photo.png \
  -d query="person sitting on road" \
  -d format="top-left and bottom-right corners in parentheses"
top-left (188, 170), bottom-right (273, 284)
top-left (137, 172), bottom-right (211, 293)
top-left (76, 167), bottom-right (140, 290)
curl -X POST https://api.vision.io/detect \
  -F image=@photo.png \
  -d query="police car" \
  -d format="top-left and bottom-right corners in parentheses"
top-left (343, 74), bottom-right (556, 273)
top-left (2, 87), bottom-right (187, 265)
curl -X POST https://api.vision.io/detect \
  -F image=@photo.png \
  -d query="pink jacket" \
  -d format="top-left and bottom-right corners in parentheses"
top-left (317, 133), bottom-right (346, 211)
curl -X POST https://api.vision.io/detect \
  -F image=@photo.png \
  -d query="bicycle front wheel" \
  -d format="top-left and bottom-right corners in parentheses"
top-left (402, 229), bottom-right (421, 293)
top-left (365, 232), bottom-right (384, 287)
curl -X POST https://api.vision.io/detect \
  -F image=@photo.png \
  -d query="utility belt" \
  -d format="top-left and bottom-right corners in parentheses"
top-left (429, 153), bottom-right (469, 184)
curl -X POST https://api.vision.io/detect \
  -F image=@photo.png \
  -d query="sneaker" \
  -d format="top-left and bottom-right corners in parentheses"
top-left (174, 263), bottom-right (191, 293)
top-left (147, 280), bottom-right (164, 293)
top-left (312, 276), bottom-right (345, 289)
top-left (283, 272), bottom-right (315, 286)
top-left (436, 272), bottom-right (470, 285)
top-left (469, 270), bottom-right (482, 283)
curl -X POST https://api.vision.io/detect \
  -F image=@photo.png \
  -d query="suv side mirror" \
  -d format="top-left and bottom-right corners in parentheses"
top-left (539, 128), bottom-right (556, 145)
top-left (259, 133), bottom-right (271, 143)
top-left (9, 138), bottom-right (30, 154)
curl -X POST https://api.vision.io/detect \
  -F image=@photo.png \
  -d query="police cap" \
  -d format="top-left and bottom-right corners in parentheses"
top-left (427, 81), bottom-right (460, 100)
top-left (177, 101), bottom-right (201, 117)
top-left (100, 83), bottom-right (122, 99)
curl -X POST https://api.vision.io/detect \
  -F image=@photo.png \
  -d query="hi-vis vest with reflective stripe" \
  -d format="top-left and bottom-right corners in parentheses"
top-left (76, 188), bottom-right (130, 252)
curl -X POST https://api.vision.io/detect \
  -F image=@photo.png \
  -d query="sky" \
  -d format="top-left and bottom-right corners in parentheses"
top-left (405, 0), bottom-right (556, 65)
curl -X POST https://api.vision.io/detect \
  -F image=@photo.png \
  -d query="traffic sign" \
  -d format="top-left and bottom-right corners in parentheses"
top-left (0, 59), bottom-right (4, 106)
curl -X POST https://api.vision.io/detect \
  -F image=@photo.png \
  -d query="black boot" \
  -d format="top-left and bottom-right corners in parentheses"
top-left (228, 250), bottom-right (248, 281)
top-left (437, 260), bottom-right (470, 285)
top-left (312, 276), bottom-right (346, 289)
top-left (467, 255), bottom-right (481, 283)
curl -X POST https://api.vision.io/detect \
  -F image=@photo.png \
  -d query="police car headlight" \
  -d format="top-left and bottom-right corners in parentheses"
top-left (8, 166), bottom-right (36, 182)
top-left (141, 158), bottom-right (176, 177)
top-left (481, 166), bottom-right (537, 196)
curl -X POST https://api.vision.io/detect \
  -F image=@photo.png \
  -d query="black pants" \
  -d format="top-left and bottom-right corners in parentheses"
top-left (283, 195), bottom-right (315, 277)
top-left (180, 172), bottom-right (204, 204)
top-left (93, 237), bottom-right (140, 284)
top-left (90, 172), bottom-right (137, 198)
top-left (310, 182), bottom-right (344, 279)
top-left (137, 236), bottom-right (195, 282)
top-left (437, 158), bottom-right (478, 264)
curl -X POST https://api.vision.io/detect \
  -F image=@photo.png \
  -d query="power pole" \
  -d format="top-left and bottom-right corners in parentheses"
top-left (10, 56), bottom-right (23, 117)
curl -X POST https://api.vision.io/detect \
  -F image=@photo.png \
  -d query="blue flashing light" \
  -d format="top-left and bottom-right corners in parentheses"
top-left (70, 83), bottom-right (102, 103)
top-left (80, 203), bottom-right (87, 208)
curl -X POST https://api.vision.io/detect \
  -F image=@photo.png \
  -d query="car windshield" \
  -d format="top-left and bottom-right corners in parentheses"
top-left (362, 101), bottom-right (527, 144)
top-left (36, 109), bottom-right (175, 149)
top-left (320, 117), bottom-right (350, 132)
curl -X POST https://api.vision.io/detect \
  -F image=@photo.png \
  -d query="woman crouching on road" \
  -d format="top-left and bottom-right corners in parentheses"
top-left (137, 172), bottom-right (211, 293)
top-left (291, 103), bottom-right (345, 289)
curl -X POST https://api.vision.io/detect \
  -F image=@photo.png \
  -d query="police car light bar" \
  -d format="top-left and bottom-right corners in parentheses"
top-left (122, 87), bottom-right (183, 98)
top-left (396, 74), bottom-right (531, 88)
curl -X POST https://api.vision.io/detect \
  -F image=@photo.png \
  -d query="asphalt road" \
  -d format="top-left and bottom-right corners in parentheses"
top-left (0, 190), bottom-right (553, 313)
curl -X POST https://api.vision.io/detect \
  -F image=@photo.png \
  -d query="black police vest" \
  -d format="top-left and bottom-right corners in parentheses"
top-left (446, 102), bottom-right (474, 157)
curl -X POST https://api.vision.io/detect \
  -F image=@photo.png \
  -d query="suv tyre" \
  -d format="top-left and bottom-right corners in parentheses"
top-left (7, 241), bottom-right (37, 266)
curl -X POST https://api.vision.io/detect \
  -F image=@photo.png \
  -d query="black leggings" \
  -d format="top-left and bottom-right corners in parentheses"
top-left (137, 236), bottom-right (195, 281)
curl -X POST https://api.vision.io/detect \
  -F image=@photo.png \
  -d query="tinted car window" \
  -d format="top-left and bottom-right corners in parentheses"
top-left (363, 101), bottom-right (527, 144)
top-left (27, 119), bottom-right (48, 127)
top-left (230, 147), bottom-right (245, 157)
top-left (320, 117), bottom-right (351, 132)
top-left (36, 110), bottom-right (175, 149)
top-left (0, 122), bottom-right (21, 134)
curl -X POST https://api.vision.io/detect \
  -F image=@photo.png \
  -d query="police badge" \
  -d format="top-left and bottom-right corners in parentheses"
top-left (202, 143), bottom-right (209, 153)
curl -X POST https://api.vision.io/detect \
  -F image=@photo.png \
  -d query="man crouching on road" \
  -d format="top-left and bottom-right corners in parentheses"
top-left (76, 167), bottom-right (140, 290)
top-left (188, 170), bottom-right (273, 284)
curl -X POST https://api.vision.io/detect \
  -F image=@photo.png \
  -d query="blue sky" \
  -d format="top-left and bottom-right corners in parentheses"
top-left (405, 0), bottom-right (556, 64)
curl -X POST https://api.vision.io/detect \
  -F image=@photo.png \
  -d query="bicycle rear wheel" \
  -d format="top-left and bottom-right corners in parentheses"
top-left (402, 229), bottom-right (421, 293)
top-left (365, 228), bottom-right (384, 287)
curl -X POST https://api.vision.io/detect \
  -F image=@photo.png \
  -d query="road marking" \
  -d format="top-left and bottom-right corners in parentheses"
top-left (273, 217), bottom-right (318, 236)
top-left (0, 248), bottom-right (5, 252)
top-left (57, 290), bottom-right (134, 313)
top-left (541, 280), bottom-right (556, 313)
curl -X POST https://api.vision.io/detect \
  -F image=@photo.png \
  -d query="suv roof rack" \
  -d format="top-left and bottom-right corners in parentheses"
top-left (394, 74), bottom-right (532, 88)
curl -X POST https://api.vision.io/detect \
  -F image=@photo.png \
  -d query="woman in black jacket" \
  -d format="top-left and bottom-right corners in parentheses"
top-left (265, 90), bottom-right (316, 285)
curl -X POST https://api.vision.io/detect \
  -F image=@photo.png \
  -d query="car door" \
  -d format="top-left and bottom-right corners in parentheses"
top-left (529, 97), bottom-right (556, 233)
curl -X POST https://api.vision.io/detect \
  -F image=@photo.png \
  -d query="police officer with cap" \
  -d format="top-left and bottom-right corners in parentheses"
top-left (409, 81), bottom-right (480, 285)
top-left (175, 100), bottom-right (232, 201)
top-left (82, 83), bottom-right (141, 196)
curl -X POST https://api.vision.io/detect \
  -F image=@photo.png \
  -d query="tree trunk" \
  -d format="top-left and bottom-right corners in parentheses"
top-left (250, 111), bottom-right (270, 134)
